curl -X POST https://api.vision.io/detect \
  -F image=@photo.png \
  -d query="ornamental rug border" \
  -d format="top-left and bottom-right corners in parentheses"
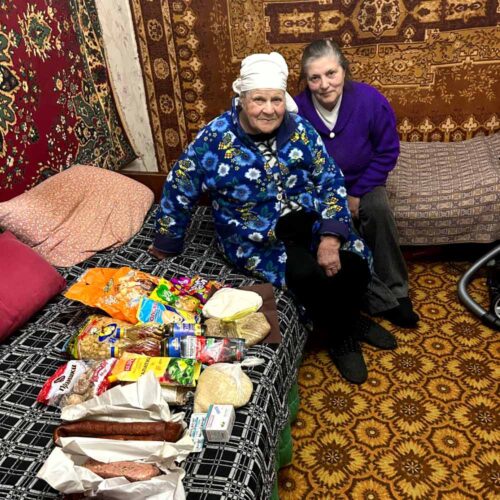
top-left (0, 0), bottom-right (136, 201)
top-left (130, 0), bottom-right (499, 173)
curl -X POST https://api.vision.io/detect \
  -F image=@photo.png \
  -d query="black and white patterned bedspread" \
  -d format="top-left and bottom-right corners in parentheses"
top-left (0, 206), bottom-right (307, 500)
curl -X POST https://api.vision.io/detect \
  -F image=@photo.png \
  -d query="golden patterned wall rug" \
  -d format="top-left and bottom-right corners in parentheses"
top-left (279, 260), bottom-right (499, 499)
top-left (129, 0), bottom-right (499, 172)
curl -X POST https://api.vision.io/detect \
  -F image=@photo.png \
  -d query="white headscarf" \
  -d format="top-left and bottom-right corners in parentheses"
top-left (232, 52), bottom-right (298, 113)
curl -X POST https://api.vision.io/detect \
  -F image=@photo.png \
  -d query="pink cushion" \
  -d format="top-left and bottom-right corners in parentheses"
top-left (0, 231), bottom-right (66, 341)
top-left (0, 165), bottom-right (154, 266)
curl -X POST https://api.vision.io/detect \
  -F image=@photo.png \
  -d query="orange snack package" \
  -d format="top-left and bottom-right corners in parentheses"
top-left (65, 267), bottom-right (159, 323)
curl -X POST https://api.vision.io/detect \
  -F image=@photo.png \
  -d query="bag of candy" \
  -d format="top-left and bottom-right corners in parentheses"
top-left (170, 275), bottom-right (223, 304)
top-left (150, 278), bottom-right (201, 313)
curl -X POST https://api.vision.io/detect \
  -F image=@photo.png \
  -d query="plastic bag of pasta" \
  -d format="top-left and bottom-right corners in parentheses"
top-left (67, 315), bottom-right (166, 359)
top-left (64, 267), bottom-right (159, 323)
top-left (203, 312), bottom-right (271, 346)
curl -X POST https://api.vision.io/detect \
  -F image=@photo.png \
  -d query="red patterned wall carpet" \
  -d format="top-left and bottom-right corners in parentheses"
top-left (278, 258), bottom-right (499, 499)
top-left (0, 0), bottom-right (136, 201)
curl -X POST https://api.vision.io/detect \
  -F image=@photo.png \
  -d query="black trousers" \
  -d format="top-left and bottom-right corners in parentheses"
top-left (276, 211), bottom-right (371, 340)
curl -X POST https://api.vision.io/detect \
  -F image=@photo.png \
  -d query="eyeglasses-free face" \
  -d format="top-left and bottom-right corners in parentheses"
top-left (305, 56), bottom-right (346, 111)
top-left (239, 89), bottom-right (286, 135)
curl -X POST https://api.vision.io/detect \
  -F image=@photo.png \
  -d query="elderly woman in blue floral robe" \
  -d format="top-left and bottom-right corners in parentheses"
top-left (151, 52), bottom-right (396, 384)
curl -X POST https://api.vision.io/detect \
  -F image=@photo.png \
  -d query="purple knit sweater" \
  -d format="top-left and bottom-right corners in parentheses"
top-left (294, 81), bottom-right (400, 198)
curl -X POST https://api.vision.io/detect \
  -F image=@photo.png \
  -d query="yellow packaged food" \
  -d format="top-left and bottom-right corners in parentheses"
top-left (109, 354), bottom-right (201, 387)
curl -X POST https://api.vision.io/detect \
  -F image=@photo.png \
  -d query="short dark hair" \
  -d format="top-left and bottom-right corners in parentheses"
top-left (299, 39), bottom-right (352, 83)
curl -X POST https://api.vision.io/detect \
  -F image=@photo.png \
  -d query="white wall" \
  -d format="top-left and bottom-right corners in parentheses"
top-left (96, 0), bottom-right (158, 172)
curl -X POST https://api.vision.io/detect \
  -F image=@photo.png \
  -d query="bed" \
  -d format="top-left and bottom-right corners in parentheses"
top-left (0, 205), bottom-right (307, 499)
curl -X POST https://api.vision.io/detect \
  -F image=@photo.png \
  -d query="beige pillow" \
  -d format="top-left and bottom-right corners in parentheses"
top-left (0, 165), bottom-right (154, 266)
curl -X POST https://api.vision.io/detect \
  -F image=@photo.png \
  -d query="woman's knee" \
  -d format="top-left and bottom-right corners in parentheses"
top-left (359, 187), bottom-right (394, 224)
top-left (339, 252), bottom-right (371, 290)
top-left (285, 246), bottom-right (323, 287)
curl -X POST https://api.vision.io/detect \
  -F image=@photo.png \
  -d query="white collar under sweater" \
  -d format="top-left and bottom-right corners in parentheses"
top-left (311, 92), bottom-right (343, 130)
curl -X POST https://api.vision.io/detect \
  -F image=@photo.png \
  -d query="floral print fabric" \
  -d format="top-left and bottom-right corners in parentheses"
top-left (155, 100), bottom-right (371, 288)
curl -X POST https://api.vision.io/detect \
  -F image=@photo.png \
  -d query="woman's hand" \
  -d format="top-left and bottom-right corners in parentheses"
top-left (317, 235), bottom-right (341, 277)
top-left (348, 195), bottom-right (360, 219)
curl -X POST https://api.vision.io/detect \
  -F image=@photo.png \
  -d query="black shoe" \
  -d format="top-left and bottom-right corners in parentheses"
top-left (380, 297), bottom-right (419, 328)
top-left (355, 316), bottom-right (397, 350)
top-left (329, 336), bottom-right (367, 384)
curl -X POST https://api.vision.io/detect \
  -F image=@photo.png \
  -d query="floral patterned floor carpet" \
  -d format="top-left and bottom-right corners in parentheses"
top-left (279, 260), bottom-right (499, 499)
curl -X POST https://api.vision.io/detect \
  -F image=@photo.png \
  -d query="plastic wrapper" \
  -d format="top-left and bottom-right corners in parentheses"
top-left (37, 359), bottom-right (117, 408)
top-left (67, 315), bottom-right (166, 359)
top-left (202, 288), bottom-right (263, 320)
top-left (65, 267), bottom-right (159, 323)
top-left (165, 336), bottom-right (246, 365)
top-left (150, 279), bottom-right (201, 313)
top-left (204, 312), bottom-right (271, 346)
top-left (137, 297), bottom-right (199, 325)
top-left (170, 275), bottom-right (223, 304)
top-left (109, 354), bottom-right (201, 388)
top-left (193, 363), bottom-right (253, 413)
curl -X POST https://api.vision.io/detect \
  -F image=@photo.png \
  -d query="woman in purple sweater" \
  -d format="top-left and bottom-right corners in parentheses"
top-left (294, 39), bottom-right (419, 327)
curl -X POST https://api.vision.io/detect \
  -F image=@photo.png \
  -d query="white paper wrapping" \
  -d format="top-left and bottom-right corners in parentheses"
top-left (38, 448), bottom-right (186, 499)
top-left (37, 372), bottom-right (193, 498)
top-left (61, 371), bottom-right (179, 423)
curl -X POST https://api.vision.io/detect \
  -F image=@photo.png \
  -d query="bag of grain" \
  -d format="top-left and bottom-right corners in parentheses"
top-left (193, 363), bottom-right (253, 413)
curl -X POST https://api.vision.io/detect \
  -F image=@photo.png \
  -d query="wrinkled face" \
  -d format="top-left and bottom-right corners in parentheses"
top-left (239, 88), bottom-right (286, 135)
top-left (305, 56), bottom-right (345, 111)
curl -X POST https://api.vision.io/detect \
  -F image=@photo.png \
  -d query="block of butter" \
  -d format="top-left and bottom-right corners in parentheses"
top-left (203, 404), bottom-right (235, 442)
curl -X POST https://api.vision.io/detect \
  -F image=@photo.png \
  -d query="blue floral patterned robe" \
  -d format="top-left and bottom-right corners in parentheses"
top-left (154, 99), bottom-right (372, 288)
